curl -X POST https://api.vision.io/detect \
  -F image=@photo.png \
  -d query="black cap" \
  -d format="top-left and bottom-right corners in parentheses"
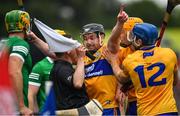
top-left (81, 23), bottom-right (105, 35)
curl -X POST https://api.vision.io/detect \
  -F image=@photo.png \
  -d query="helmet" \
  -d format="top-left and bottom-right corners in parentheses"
top-left (81, 23), bottom-right (105, 35)
top-left (123, 17), bottom-right (143, 31)
top-left (54, 29), bottom-right (72, 38)
top-left (132, 23), bottom-right (158, 45)
top-left (5, 10), bottom-right (30, 33)
top-left (54, 29), bottom-right (66, 36)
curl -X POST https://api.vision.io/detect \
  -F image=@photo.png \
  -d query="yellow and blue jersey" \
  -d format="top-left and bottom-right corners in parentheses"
top-left (84, 46), bottom-right (118, 109)
top-left (122, 46), bottom-right (178, 115)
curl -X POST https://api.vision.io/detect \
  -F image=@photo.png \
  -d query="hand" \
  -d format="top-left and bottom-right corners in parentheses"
top-left (76, 45), bottom-right (87, 59)
top-left (117, 5), bottom-right (128, 24)
top-left (26, 31), bottom-right (38, 43)
top-left (116, 89), bottom-right (128, 115)
top-left (19, 106), bottom-right (33, 115)
top-left (120, 80), bottom-right (133, 93)
top-left (116, 89), bottom-right (128, 104)
top-left (102, 47), bottom-right (119, 65)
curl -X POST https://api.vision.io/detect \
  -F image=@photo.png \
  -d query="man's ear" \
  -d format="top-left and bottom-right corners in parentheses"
top-left (99, 34), bottom-right (105, 46)
top-left (137, 39), bottom-right (143, 46)
top-left (100, 34), bottom-right (105, 39)
top-left (134, 38), bottom-right (142, 47)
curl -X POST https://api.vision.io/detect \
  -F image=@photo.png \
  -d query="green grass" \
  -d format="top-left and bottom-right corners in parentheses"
top-left (164, 28), bottom-right (180, 52)
top-left (104, 28), bottom-right (180, 52)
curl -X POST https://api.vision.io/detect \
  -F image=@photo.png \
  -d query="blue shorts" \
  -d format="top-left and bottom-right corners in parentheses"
top-left (126, 100), bottom-right (137, 115)
top-left (103, 107), bottom-right (120, 116)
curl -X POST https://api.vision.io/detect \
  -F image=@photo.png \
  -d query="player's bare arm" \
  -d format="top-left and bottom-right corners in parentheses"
top-left (27, 31), bottom-right (56, 58)
top-left (107, 6), bottom-right (128, 54)
top-left (8, 56), bottom-right (32, 114)
top-left (102, 47), bottom-right (129, 84)
top-left (28, 85), bottom-right (40, 112)
top-left (73, 46), bottom-right (86, 89)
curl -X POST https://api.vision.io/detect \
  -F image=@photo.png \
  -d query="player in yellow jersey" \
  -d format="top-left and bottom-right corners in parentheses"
top-left (81, 9), bottom-right (128, 115)
top-left (104, 23), bottom-right (179, 115)
top-left (117, 17), bottom-right (143, 115)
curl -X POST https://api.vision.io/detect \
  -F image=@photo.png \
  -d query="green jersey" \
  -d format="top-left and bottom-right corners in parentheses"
top-left (7, 36), bottom-right (32, 106)
top-left (28, 57), bottom-right (53, 111)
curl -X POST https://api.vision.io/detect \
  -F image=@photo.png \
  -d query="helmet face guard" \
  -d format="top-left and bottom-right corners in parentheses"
top-left (126, 31), bottom-right (134, 42)
top-left (5, 10), bottom-right (31, 33)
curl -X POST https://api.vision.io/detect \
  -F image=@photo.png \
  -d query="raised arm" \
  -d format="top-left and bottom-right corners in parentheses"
top-left (107, 6), bottom-right (128, 54)
top-left (27, 31), bottom-right (56, 58)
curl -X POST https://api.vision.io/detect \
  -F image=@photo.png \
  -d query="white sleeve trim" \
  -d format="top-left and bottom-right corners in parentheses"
top-left (12, 46), bottom-right (28, 56)
top-left (29, 73), bottom-right (40, 80)
top-left (10, 53), bottom-right (24, 63)
top-left (29, 82), bottom-right (41, 87)
top-left (46, 57), bottom-right (53, 64)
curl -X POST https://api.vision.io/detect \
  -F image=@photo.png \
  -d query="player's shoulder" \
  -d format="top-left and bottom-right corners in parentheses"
top-left (158, 47), bottom-right (176, 57)
top-left (123, 52), bottom-right (135, 64)
top-left (35, 57), bottom-right (49, 67)
top-left (9, 36), bottom-right (29, 49)
top-left (118, 47), bottom-right (132, 56)
top-left (162, 47), bottom-right (175, 53)
top-left (124, 48), bottom-right (141, 61)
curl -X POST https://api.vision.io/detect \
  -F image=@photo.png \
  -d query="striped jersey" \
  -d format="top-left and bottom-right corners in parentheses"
top-left (7, 36), bottom-right (32, 106)
top-left (29, 57), bottom-right (53, 110)
top-left (84, 46), bottom-right (118, 109)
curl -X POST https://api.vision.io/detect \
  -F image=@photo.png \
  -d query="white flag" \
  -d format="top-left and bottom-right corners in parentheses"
top-left (34, 18), bottom-right (81, 53)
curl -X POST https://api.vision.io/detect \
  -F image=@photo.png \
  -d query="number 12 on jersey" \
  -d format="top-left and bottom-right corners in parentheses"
top-left (134, 62), bottom-right (166, 88)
